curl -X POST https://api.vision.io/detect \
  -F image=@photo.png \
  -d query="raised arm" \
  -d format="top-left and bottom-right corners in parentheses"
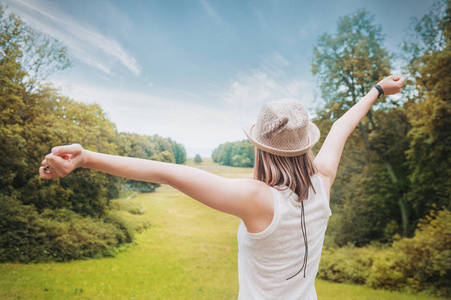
top-left (40, 145), bottom-right (273, 231)
top-left (314, 75), bottom-right (406, 190)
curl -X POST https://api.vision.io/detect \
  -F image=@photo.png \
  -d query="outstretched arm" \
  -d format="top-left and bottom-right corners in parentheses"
top-left (40, 145), bottom-right (273, 231)
top-left (314, 75), bottom-right (406, 191)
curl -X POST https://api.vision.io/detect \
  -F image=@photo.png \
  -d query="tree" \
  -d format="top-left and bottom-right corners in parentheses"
top-left (194, 154), bottom-right (203, 165)
top-left (403, 0), bottom-right (451, 217)
top-left (116, 132), bottom-right (186, 192)
top-left (168, 138), bottom-right (187, 164)
top-left (212, 140), bottom-right (254, 168)
top-left (0, 4), bottom-right (71, 94)
top-left (312, 10), bottom-right (415, 239)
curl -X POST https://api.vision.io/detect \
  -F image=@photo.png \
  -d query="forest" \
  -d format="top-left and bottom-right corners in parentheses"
top-left (0, 4), bottom-right (186, 263)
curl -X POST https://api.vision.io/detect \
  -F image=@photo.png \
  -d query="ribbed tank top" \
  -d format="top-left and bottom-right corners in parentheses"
top-left (237, 174), bottom-right (331, 300)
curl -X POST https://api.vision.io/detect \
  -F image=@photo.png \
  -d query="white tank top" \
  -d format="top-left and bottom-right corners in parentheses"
top-left (237, 174), bottom-right (331, 300)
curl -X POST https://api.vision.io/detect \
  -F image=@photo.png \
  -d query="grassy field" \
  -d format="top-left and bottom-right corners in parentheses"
top-left (0, 159), bottom-right (446, 299)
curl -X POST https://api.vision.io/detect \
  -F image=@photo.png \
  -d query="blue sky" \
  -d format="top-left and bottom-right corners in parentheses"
top-left (6, 0), bottom-right (431, 157)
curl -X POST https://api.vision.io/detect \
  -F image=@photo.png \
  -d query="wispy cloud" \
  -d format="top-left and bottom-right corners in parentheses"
top-left (221, 52), bottom-right (316, 108)
top-left (7, 0), bottom-right (140, 76)
top-left (52, 79), bottom-right (249, 157)
top-left (199, 0), bottom-right (228, 29)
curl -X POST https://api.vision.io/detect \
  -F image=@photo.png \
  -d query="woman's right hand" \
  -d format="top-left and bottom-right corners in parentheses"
top-left (377, 75), bottom-right (406, 95)
top-left (40, 144), bottom-right (85, 179)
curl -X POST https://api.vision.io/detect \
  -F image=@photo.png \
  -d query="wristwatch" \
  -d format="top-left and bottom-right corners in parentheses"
top-left (374, 85), bottom-right (384, 98)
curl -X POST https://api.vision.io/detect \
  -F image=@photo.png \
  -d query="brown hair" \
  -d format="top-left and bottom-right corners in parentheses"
top-left (254, 148), bottom-right (317, 202)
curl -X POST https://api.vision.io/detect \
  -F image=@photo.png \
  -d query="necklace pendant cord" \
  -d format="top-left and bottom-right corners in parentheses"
top-left (286, 201), bottom-right (308, 280)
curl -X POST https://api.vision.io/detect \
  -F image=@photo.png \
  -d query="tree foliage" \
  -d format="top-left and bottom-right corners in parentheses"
top-left (312, 9), bottom-right (411, 243)
top-left (194, 154), bottom-right (203, 164)
top-left (116, 133), bottom-right (185, 192)
top-left (313, 3), bottom-right (450, 246)
top-left (0, 5), bottom-right (187, 261)
top-left (0, 5), bottom-right (71, 93)
top-left (404, 0), bottom-right (451, 221)
top-left (212, 140), bottom-right (254, 168)
top-left (312, 10), bottom-right (390, 122)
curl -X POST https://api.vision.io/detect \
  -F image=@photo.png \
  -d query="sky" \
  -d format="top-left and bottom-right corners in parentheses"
top-left (5, 0), bottom-right (432, 157)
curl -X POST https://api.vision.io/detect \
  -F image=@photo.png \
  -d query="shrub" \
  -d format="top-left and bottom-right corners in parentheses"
top-left (0, 194), bottom-right (135, 263)
top-left (104, 212), bottom-right (135, 244)
top-left (318, 245), bottom-right (375, 284)
top-left (392, 208), bottom-right (451, 296)
top-left (318, 208), bottom-right (451, 297)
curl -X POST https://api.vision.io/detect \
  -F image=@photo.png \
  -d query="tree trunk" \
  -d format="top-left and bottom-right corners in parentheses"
top-left (382, 158), bottom-right (409, 237)
top-left (357, 118), bottom-right (409, 237)
top-left (358, 122), bottom-right (372, 150)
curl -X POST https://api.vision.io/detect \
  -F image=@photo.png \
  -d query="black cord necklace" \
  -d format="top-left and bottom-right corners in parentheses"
top-left (286, 201), bottom-right (308, 280)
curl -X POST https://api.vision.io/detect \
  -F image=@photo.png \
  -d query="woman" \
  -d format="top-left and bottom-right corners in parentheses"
top-left (40, 75), bottom-right (405, 299)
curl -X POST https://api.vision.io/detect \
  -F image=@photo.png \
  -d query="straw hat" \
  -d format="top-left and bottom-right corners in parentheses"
top-left (243, 99), bottom-right (320, 157)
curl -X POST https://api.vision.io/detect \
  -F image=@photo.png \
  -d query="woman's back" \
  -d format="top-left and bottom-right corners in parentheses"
top-left (237, 174), bottom-right (331, 300)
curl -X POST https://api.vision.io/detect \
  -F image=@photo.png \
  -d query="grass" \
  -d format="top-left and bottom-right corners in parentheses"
top-left (0, 159), bottom-right (446, 299)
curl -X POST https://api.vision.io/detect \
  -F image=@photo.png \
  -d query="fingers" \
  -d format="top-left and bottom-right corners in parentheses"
top-left (41, 144), bottom-right (82, 179)
top-left (52, 144), bottom-right (82, 156)
top-left (39, 166), bottom-right (55, 179)
top-left (42, 153), bottom-right (71, 178)
top-left (399, 76), bottom-right (406, 85)
top-left (40, 144), bottom-right (81, 179)
top-left (376, 75), bottom-right (406, 96)
top-left (390, 75), bottom-right (405, 84)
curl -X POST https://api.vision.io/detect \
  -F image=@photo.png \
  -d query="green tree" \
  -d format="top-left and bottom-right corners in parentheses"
top-left (0, 4), bottom-right (71, 94)
top-left (403, 0), bottom-right (451, 217)
top-left (116, 132), bottom-right (185, 193)
top-left (312, 10), bottom-right (415, 240)
top-left (212, 140), bottom-right (254, 168)
top-left (194, 154), bottom-right (203, 164)
top-left (168, 138), bottom-right (187, 164)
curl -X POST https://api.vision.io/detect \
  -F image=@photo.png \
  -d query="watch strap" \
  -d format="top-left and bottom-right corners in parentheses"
top-left (374, 85), bottom-right (384, 98)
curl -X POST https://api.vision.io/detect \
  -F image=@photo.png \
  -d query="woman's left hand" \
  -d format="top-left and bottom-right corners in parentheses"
top-left (40, 144), bottom-right (85, 179)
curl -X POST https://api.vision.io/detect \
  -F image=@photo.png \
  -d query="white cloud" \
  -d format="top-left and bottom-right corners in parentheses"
top-left (221, 52), bottom-right (316, 108)
top-left (223, 71), bottom-right (279, 105)
top-left (7, 0), bottom-right (140, 76)
top-left (52, 80), bottom-right (251, 157)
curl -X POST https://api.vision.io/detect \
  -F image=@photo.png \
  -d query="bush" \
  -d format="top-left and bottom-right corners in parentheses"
top-left (318, 208), bottom-right (451, 297)
top-left (392, 208), bottom-right (451, 296)
top-left (318, 245), bottom-right (376, 285)
top-left (0, 194), bottom-right (135, 263)
top-left (104, 212), bottom-right (135, 244)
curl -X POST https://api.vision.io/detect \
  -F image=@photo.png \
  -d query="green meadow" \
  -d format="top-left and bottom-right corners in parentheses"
top-left (0, 159), bottom-right (446, 299)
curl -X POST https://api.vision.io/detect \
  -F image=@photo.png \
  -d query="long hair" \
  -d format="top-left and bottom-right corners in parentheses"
top-left (254, 148), bottom-right (317, 202)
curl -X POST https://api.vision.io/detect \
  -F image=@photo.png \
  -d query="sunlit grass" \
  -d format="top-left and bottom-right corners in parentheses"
top-left (0, 159), bottom-right (445, 299)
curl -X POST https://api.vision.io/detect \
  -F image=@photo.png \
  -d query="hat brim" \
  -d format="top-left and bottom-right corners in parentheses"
top-left (243, 122), bottom-right (320, 157)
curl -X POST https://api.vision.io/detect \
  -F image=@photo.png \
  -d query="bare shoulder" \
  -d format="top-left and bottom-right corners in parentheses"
top-left (234, 178), bottom-right (273, 201)
top-left (236, 179), bottom-right (274, 233)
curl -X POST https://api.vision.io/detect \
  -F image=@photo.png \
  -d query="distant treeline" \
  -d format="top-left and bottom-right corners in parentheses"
top-left (0, 5), bottom-right (185, 263)
top-left (212, 140), bottom-right (254, 168)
